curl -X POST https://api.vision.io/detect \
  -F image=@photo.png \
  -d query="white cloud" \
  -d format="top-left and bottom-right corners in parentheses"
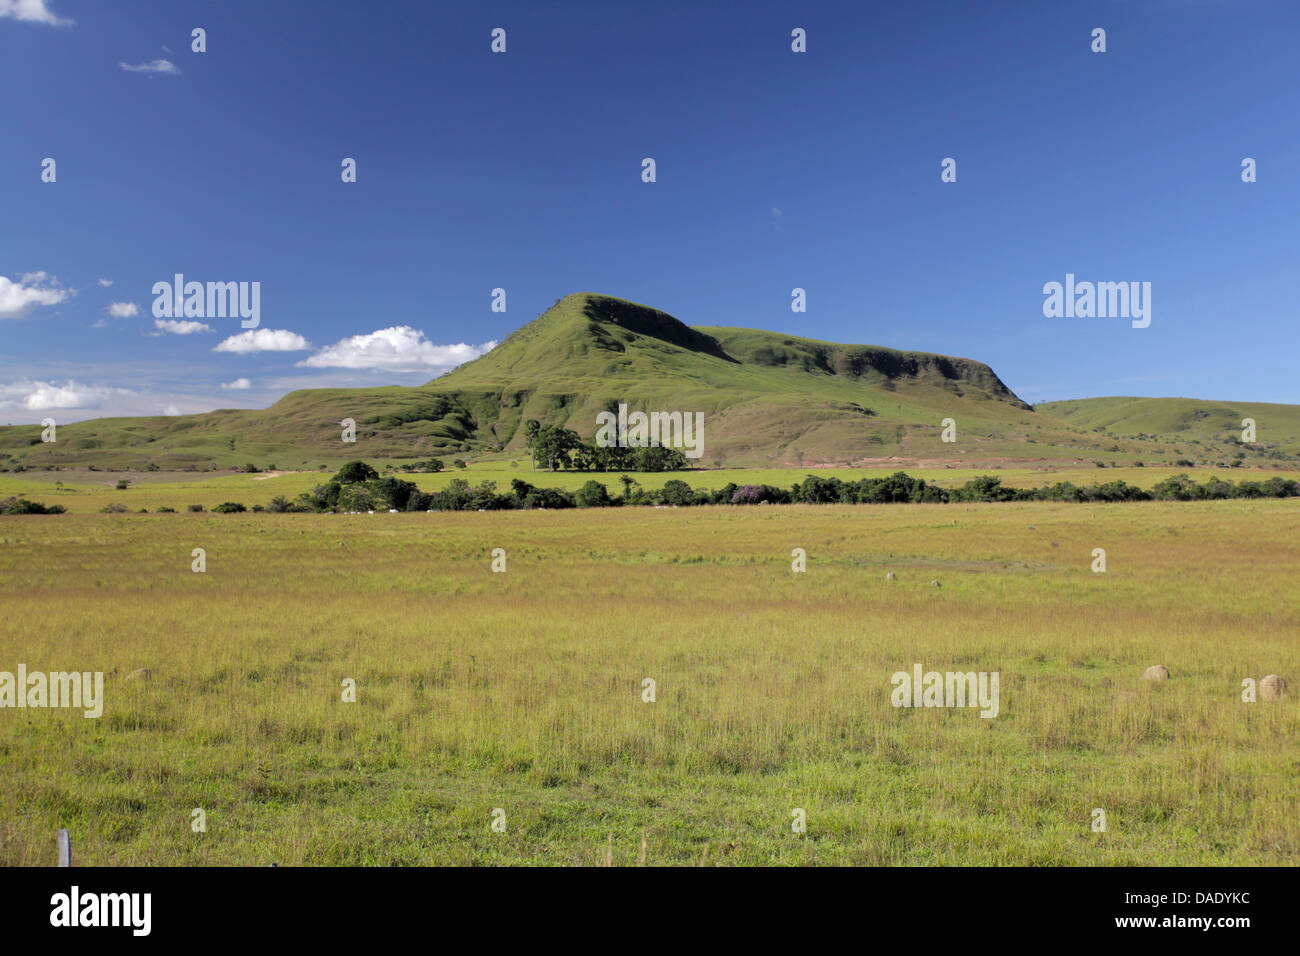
top-left (119, 59), bottom-right (180, 75)
top-left (0, 272), bottom-right (70, 318)
top-left (213, 328), bottom-right (311, 353)
top-left (155, 318), bottom-right (213, 335)
top-left (0, 1), bottom-right (73, 26)
top-left (220, 378), bottom-right (251, 390)
top-left (0, 375), bottom-right (266, 424)
top-left (299, 326), bottom-right (496, 373)
top-left (97, 278), bottom-right (113, 287)
top-left (0, 379), bottom-right (134, 412)
top-left (107, 301), bottom-right (140, 318)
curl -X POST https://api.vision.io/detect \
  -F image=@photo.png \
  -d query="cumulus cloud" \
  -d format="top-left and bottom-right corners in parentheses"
top-left (119, 59), bottom-right (180, 75)
top-left (213, 329), bottom-right (310, 353)
top-left (0, 1), bottom-right (73, 26)
top-left (220, 378), bottom-right (251, 390)
top-left (97, 278), bottom-right (113, 287)
top-left (107, 301), bottom-right (140, 318)
top-left (155, 318), bottom-right (213, 335)
top-left (0, 379), bottom-right (134, 412)
top-left (0, 272), bottom-right (70, 318)
top-left (0, 377), bottom-right (269, 424)
top-left (298, 326), bottom-right (496, 373)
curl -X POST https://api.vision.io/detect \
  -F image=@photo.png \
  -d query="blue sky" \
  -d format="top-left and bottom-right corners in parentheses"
top-left (2, 0), bottom-right (1296, 424)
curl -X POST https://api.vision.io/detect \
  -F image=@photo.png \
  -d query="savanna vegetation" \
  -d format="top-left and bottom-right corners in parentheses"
top-left (0, 500), bottom-right (1295, 865)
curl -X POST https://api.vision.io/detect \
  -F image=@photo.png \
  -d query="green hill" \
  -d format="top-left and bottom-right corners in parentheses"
top-left (1038, 396), bottom-right (1300, 460)
top-left (0, 293), bottom-right (1295, 471)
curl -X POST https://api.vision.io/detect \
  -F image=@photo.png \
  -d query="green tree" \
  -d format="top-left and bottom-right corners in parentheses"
top-left (534, 425), bottom-right (580, 471)
top-left (334, 460), bottom-right (378, 483)
top-left (523, 419), bottom-right (541, 470)
top-left (660, 479), bottom-right (694, 506)
top-left (337, 484), bottom-right (376, 512)
top-left (575, 480), bottom-right (612, 507)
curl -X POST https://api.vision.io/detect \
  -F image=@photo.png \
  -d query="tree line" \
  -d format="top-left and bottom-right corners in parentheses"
top-left (522, 421), bottom-right (687, 472)
top-left (265, 464), bottom-right (1300, 513)
top-left (7, 465), bottom-right (1297, 516)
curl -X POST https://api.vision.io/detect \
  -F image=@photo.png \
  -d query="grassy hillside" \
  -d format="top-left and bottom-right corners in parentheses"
top-left (1, 293), bottom-right (1295, 471)
top-left (1039, 397), bottom-right (1300, 459)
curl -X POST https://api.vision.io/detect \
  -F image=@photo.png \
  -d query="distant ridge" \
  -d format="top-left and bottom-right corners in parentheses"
top-left (1, 292), bottom-right (1296, 469)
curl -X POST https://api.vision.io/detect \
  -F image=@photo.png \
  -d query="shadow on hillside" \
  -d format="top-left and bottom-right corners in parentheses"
top-left (582, 298), bottom-right (739, 363)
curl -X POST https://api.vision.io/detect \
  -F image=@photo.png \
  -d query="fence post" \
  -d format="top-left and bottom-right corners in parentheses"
top-left (57, 829), bottom-right (71, 867)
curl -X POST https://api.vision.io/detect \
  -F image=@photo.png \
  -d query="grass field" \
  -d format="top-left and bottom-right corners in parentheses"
top-left (1, 500), bottom-right (1296, 865)
top-left (6, 463), bottom-right (1300, 514)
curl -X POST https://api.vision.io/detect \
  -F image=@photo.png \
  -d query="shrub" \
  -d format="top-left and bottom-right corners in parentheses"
top-left (100, 503), bottom-right (128, 513)
top-left (660, 479), bottom-right (695, 506)
top-left (158, 506), bottom-right (176, 513)
top-left (631, 445), bottom-right (687, 472)
top-left (575, 480), bottom-right (612, 508)
top-left (0, 497), bottom-right (65, 515)
top-left (373, 476), bottom-right (420, 511)
top-left (507, 480), bottom-right (574, 510)
top-left (453, 459), bottom-right (467, 469)
top-left (795, 474), bottom-right (847, 504)
top-left (115, 479), bottom-right (130, 490)
top-left (337, 485), bottom-right (376, 512)
top-left (212, 501), bottom-right (247, 513)
top-left (295, 482), bottom-right (341, 512)
top-left (333, 460), bottom-right (378, 484)
top-left (950, 475), bottom-right (1016, 503)
top-left (1151, 475), bottom-right (1199, 501)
